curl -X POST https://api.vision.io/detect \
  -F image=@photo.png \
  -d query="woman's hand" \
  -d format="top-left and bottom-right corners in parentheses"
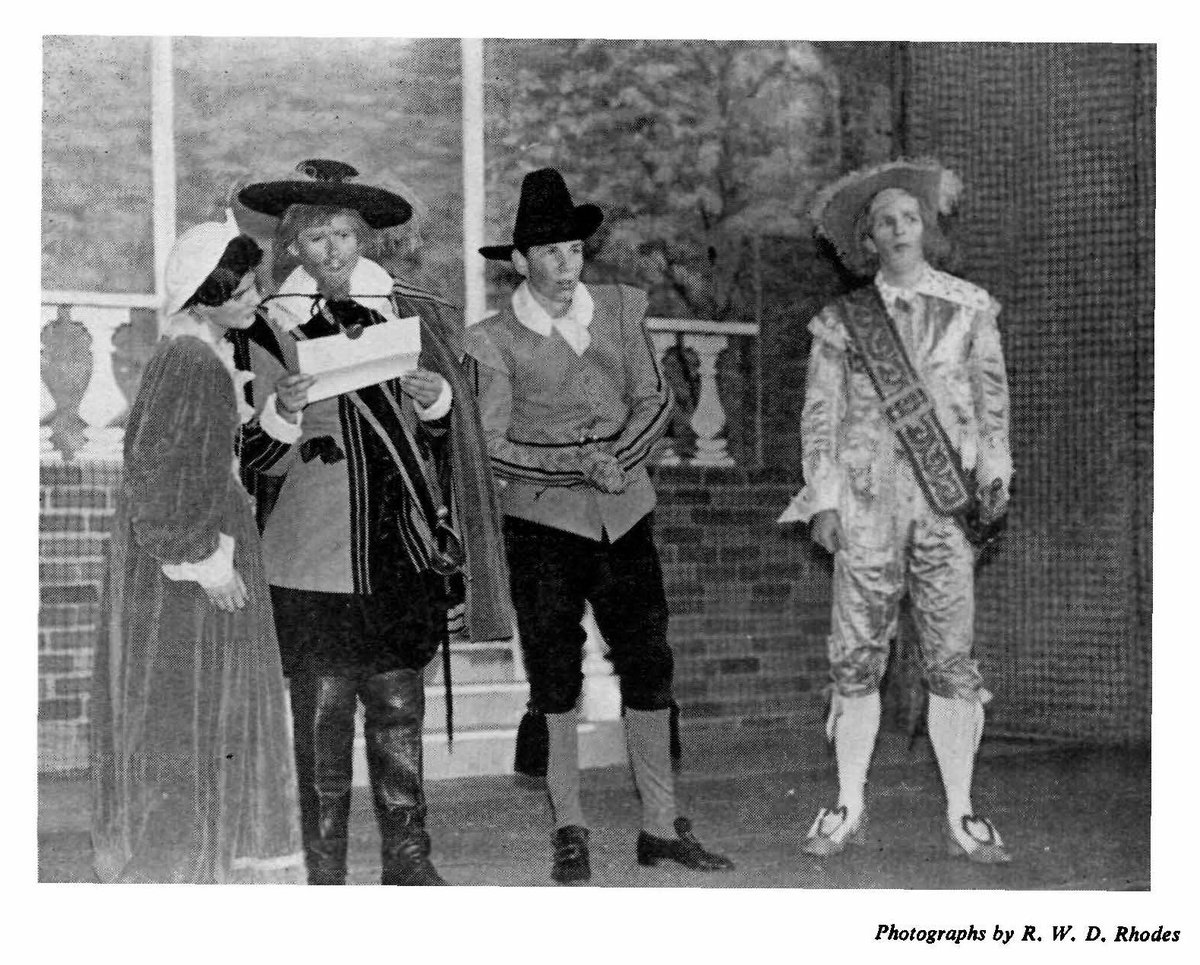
top-left (205, 569), bottom-right (248, 612)
top-left (276, 373), bottom-right (316, 424)
top-left (400, 369), bottom-right (446, 408)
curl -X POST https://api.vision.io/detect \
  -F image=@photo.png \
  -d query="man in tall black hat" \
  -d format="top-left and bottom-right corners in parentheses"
top-left (236, 160), bottom-right (512, 885)
top-left (466, 168), bottom-right (733, 884)
top-left (779, 158), bottom-right (1013, 863)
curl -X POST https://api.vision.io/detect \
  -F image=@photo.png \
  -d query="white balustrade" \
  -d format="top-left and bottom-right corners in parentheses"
top-left (646, 317), bottom-right (759, 470)
top-left (40, 307), bottom-right (60, 462)
top-left (76, 306), bottom-right (132, 461)
top-left (648, 331), bottom-right (682, 466)
top-left (687, 333), bottom-right (734, 467)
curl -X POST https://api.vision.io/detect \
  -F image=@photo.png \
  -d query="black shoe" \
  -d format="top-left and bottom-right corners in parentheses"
top-left (637, 817), bottom-right (735, 871)
top-left (551, 825), bottom-right (591, 884)
top-left (381, 830), bottom-right (447, 886)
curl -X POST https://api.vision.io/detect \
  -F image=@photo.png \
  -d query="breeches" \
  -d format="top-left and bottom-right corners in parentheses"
top-left (829, 462), bottom-right (982, 701)
top-left (505, 514), bottom-right (674, 714)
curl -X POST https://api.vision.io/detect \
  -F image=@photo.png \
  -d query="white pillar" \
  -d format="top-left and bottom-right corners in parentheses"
top-left (76, 307), bottom-right (129, 462)
top-left (40, 307), bottom-right (60, 462)
top-left (649, 331), bottom-right (681, 465)
top-left (152, 36), bottom-right (177, 319)
top-left (580, 604), bottom-right (621, 722)
top-left (688, 333), bottom-right (734, 467)
top-left (461, 38), bottom-right (486, 326)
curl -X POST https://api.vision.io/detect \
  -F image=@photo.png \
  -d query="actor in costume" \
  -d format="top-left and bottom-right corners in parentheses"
top-left (90, 216), bottom-right (305, 883)
top-left (780, 158), bottom-right (1013, 863)
top-left (467, 168), bottom-right (733, 884)
top-left (236, 160), bottom-right (512, 885)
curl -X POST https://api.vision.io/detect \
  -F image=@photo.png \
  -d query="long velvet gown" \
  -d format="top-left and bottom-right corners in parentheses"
top-left (89, 328), bottom-right (304, 883)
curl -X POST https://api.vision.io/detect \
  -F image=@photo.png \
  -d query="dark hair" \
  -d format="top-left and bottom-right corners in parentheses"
top-left (182, 235), bottom-right (264, 310)
top-left (847, 189), bottom-right (953, 276)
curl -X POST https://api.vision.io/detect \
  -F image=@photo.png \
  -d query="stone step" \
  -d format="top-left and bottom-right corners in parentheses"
top-left (424, 641), bottom-right (519, 686)
top-left (422, 681), bottom-right (529, 733)
top-left (350, 718), bottom-right (628, 784)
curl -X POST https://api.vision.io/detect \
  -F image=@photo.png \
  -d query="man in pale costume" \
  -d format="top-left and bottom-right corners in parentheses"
top-left (781, 158), bottom-right (1013, 863)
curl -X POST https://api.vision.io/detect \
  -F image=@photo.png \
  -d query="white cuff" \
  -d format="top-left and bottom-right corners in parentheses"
top-left (261, 393), bottom-right (304, 443)
top-left (414, 377), bottom-right (453, 421)
top-left (162, 533), bottom-right (236, 588)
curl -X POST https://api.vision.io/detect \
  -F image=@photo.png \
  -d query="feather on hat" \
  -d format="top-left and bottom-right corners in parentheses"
top-left (809, 157), bottom-right (962, 267)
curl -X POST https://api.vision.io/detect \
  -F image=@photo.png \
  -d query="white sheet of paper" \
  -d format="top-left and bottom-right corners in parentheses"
top-left (296, 314), bottom-right (422, 402)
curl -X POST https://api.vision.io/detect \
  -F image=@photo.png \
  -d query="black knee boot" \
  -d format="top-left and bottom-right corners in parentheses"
top-left (361, 668), bottom-right (446, 886)
top-left (291, 674), bottom-right (358, 885)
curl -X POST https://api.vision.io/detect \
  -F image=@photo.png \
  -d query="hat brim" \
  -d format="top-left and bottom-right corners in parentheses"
top-left (811, 160), bottom-right (958, 265)
top-left (479, 205), bottom-right (604, 261)
top-left (238, 181), bottom-right (412, 229)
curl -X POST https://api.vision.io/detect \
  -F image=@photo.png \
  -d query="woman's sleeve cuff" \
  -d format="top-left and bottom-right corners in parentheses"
top-left (260, 393), bottom-right (304, 443)
top-left (161, 533), bottom-right (236, 587)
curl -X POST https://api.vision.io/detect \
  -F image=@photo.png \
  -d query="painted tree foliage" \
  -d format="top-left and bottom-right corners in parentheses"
top-left (485, 40), bottom-right (852, 320)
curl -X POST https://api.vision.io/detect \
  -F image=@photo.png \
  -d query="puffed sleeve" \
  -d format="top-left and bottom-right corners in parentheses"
top-left (968, 297), bottom-right (1012, 488)
top-left (783, 307), bottom-right (848, 522)
top-left (125, 338), bottom-right (238, 581)
top-left (610, 285), bottom-right (673, 474)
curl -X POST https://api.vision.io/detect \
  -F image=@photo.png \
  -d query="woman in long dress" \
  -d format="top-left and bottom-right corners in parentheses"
top-left (90, 216), bottom-right (306, 883)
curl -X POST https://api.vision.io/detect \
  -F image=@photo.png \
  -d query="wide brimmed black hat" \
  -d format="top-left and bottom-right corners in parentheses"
top-left (480, 168), bottom-right (603, 261)
top-left (238, 159), bottom-right (412, 230)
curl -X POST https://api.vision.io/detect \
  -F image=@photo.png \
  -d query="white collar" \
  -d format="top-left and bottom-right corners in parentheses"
top-left (270, 258), bottom-right (399, 332)
top-left (874, 264), bottom-right (933, 303)
top-left (511, 281), bottom-right (594, 338)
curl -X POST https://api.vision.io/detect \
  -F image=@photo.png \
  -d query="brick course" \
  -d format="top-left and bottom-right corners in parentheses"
top-left (37, 462), bottom-right (833, 772)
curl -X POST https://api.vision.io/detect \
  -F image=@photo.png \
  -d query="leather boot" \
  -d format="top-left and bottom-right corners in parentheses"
top-left (362, 669), bottom-right (446, 886)
top-left (291, 674), bottom-right (358, 885)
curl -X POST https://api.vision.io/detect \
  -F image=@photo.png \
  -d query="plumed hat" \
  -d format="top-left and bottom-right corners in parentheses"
top-left (480, 168), bottom-right (603, 261)
top-left (238, 159), bottom-right (412, 230)
top-left (809, 158), bottom-right (962, 266)
top-left (163, 210), bottom-right (242, 316)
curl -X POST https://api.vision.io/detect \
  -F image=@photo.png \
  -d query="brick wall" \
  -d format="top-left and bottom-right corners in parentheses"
top-left (652, 469), bottom-right (832, 734)
top-left (39, 462), bottom-right (120, 774)
top-left (37, 462), bottom-right (836, 774)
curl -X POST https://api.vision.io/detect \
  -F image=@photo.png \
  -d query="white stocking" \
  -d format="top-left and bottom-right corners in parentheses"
top-left (927, 693), bottom-right (985, 824)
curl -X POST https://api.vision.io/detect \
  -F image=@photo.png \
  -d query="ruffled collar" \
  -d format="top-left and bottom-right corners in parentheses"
top-left (268, 257), bottom-right (400, 333)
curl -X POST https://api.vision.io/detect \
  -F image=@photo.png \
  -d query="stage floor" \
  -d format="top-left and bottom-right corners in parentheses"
top-left (38, 728), bottom-right (1149, 889)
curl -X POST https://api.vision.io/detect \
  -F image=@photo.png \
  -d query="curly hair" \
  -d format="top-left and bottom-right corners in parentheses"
top-left (846, 189), bottom-right (954, 277)
top-left (181, 235), bottom-right (264, 310)
top-left (275, 204), bottom-right (378, 254)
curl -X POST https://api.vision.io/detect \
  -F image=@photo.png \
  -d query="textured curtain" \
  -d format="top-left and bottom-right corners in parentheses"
top-left (895, 43), bottom-right (1154, 741)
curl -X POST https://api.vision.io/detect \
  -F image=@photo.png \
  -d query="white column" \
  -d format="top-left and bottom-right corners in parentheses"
top-left (688, 333), bottom-right (735, 467)
top-left (580, 604), bottom-right (621, 722)
top-left (461, 38), bottom-right (486, 326)
top-left (76, 307), bottom-right (129, 461)
top-left (649, 331), bottom-right (681, 465)
top-left (40, 306), bottom-right (60, 462)
top-left (152, 36), bottom-right (177, 316)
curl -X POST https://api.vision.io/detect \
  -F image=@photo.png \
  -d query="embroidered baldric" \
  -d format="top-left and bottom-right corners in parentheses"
top-left (836, 285), bottom-right (1001, 547)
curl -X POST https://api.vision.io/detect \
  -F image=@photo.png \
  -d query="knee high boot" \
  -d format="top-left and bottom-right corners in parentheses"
top-left (361, 668), bottom-right (445, 886)
top-left (291, 674), bottom-right (358, 885)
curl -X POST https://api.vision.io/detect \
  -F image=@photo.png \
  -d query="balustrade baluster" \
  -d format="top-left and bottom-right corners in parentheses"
top-left (76, 306), bottom-right (130, 462)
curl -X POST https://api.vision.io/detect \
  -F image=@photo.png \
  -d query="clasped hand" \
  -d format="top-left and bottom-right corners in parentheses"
top-left (582, 450), bottom-right (628, 494)
top-left (400, 369), bottom-right (446, 408)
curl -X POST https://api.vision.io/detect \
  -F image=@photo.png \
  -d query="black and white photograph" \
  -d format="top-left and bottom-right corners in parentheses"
top-left (20, 4), bottom-right (1187, 961)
